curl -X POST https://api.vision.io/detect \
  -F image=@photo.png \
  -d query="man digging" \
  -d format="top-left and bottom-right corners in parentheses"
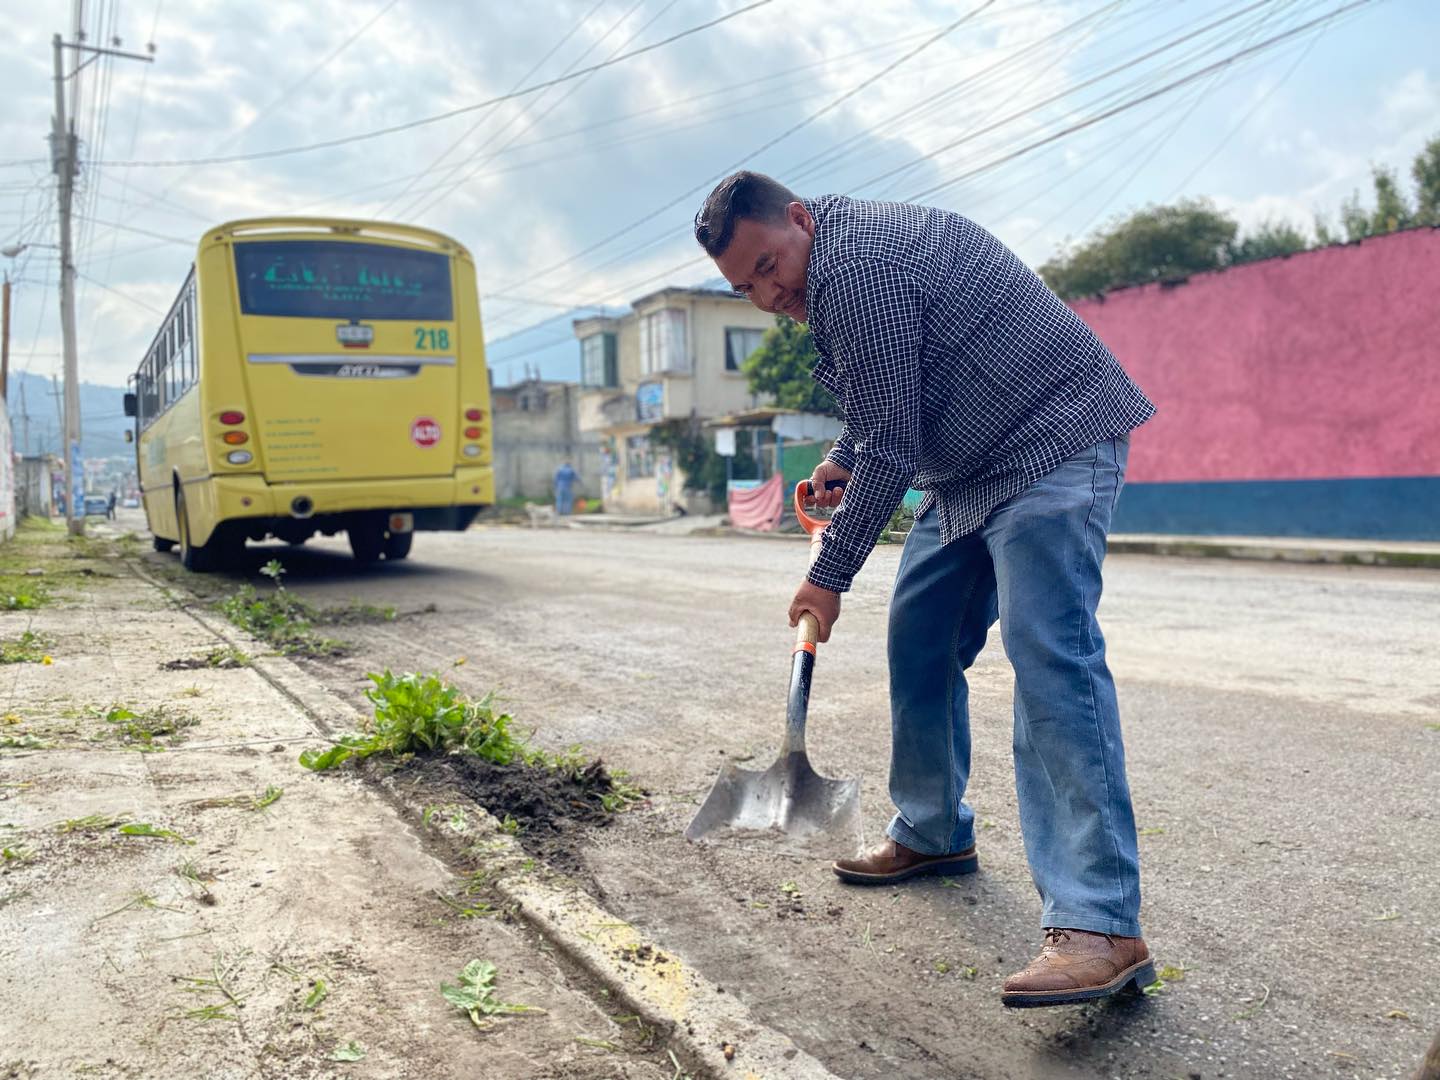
top-left (694, 171), bottom-right (1156, 1008)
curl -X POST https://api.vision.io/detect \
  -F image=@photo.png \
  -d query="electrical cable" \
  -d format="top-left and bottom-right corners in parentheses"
top-left (87, 1), bottom-right (776, 169)
top-left (375, 0), bottom-right (611, 217)
top-left (401, 0), bottom-right (678, 221)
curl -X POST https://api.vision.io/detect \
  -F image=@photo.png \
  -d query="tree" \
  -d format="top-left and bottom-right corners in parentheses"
top-left (1229, 219), bottom-right (1309, 266)
top-left (1338, 164), bottom-right (1417, 241)
top-left (741, 316), bottom-right (837, 415)
top-left (1039, 199), bottom-right (1238, 299)
top-left (1411, 136), bottom-right (1440, 225)
top-left (650, 416), bottom-right (756, 505)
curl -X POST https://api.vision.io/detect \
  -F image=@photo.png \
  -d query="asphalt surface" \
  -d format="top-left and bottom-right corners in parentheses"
top-left (145, 514), bottom-right (1440, 1079)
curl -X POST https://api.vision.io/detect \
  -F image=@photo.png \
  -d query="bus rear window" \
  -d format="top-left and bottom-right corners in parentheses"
top-left (235, 240), bottom-right (453, 320)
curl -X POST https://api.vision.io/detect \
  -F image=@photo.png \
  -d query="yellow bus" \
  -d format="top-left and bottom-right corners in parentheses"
top-left (124, 218), bottom-right (494, 571)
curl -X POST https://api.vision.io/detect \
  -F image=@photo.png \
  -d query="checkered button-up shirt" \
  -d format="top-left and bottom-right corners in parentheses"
top-left (802, 195), bottom-right (1155, 593)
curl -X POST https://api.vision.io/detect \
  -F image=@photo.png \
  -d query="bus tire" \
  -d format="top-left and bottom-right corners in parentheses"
top-left (382, 531), bottom-right (413, 561)
top-left (176, 488), bottom-right (221, 573)
top-left (349, 521), bottom-right (385, 565)
top-left (153, 535), bottom-right (176, 553)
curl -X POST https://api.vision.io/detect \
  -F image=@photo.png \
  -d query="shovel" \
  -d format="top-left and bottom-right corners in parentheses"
top-left (684, 480), bottom-right (863, 851)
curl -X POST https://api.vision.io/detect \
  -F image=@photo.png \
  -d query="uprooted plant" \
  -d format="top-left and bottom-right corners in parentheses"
top-left (297, 670), bottom-right (647, 816)
top-left (441, 959), bottom-right (544, 1029)
top-left (105, 704), bottom-right (199, 751)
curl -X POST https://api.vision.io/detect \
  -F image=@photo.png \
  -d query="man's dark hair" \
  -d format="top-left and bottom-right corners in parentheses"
top-left (693, 171), bottom-right (801, 257)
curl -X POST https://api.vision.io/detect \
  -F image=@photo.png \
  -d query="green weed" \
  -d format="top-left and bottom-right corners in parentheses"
top-left (441, 960), bottom-right (544, 1029)
top-left (299, 671), bottom-right (530, 771)
top-left (105, 704), bottom-right (198, 750)
top-left (207, 645), bottom-right (250, 668)
top-left (328, 1042), bottom-right (365, 1062)
top-left (218, 569), bottom-right (346, 657)
top-left (2, 845), bottom-right (33, 862)
top-left (0, 631), bottom-right (54, 664)
top-left (0, 578), bottom-right (49, 611)
top-left (303, 980), bottom-right (328, 1010)
top-left (0, 734), bottom-right (48, 750)
top-left (599, 770), bottom-right (646, 813)
top-left (58, 813), bottom-right (129, 833)
top-left (93, 891), bottom-right (184, 923)
top-left (177, 950), bottom-right (249, 1023)
top-left (119, 822), bottom-right (194, 844)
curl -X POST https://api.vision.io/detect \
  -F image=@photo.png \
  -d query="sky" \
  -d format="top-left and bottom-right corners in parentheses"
top-left (1, 0), bottom-right (1436, 399)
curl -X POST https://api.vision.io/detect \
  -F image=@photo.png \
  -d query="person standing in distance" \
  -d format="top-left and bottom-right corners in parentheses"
top-left (694, 172), bottom-right (1157, 1008)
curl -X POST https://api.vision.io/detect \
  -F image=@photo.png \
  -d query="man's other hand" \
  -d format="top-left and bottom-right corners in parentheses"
top-left (807, 461), bottom-right (851, 509)
top-left (789, 580), bottom-right (842, 643)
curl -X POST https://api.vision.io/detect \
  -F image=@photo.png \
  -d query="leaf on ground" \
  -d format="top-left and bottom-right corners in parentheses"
top-left (304, 980), bottom-right (328, 1010)
top-left (119, 822), bottom-right (194, 844)
top-left (328, 1041), bottom-right (365, 1062)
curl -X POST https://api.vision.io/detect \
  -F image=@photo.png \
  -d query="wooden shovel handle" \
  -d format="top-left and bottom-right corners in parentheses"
top-left (793, 481), bottom-right (837, 650)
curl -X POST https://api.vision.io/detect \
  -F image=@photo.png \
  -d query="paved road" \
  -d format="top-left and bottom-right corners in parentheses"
top-left (146, 515), bottom-right (1440, 1079)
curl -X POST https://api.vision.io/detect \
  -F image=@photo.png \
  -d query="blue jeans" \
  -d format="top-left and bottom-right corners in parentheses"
top-left (886, 436), bottom-right (1141, 938)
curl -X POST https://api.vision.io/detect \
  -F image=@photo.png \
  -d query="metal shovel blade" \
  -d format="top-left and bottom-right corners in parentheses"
top-left (684, 750), bottom-right (863, 850)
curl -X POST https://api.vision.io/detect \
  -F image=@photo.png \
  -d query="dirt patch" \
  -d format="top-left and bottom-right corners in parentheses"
top-left (392, 754), bottom-right (628, 877)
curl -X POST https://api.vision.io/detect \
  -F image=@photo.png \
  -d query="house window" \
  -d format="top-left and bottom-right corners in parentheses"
top-left (725, 326), bottom-right (765, 371)
top-left (625, 434), bottom-right (654, 479)
top-left (639, 309), bottom-right (689, 375)
top-left (581, 332), bottom-right (617, 387)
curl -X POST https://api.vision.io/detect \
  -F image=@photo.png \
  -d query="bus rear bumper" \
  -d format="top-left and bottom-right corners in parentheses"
top-left (202, 467), bottom-right (494, 541)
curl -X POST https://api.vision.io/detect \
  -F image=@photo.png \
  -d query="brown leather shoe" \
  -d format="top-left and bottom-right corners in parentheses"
top-left (1001, 928), bottom-right (1154, 1008)
top-left (832, 837), bottom-right (978, 885)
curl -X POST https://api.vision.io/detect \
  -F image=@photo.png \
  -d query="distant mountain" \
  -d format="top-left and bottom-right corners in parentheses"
top-left (4, 371), bottom-right (130, 459)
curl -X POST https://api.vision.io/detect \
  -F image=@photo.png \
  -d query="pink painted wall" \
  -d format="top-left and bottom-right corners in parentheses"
top-left (1069, 227), bottom-right (1440, 484)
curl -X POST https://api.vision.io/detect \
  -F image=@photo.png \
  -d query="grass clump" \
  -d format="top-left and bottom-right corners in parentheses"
top-left (217, 559), bottom-right (344, 656)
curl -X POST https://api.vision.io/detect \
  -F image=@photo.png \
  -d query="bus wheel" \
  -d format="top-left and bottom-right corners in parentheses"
top-left (153, 535), bottom-right (176, 553)
top-left (349, 520), bottom-right (385, 564)
top-left (176, 488), bottom-right (220, 572)
top-left (383, 531), bottom-right (413, 561)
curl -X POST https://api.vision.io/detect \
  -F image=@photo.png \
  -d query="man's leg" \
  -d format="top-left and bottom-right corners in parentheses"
top-left (983, 437), bottom-right (1142, 939)
top-left (833, 508), bottom-right (998, 884)
top-left (885, 508), bottom-right (998, 854)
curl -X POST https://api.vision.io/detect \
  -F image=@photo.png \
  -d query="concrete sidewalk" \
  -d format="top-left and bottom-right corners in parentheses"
top-left (0, 522), bottom-right (833, 1080)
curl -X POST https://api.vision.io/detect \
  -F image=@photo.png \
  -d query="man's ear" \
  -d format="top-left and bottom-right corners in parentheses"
top-left (788, 201), bottom-right (814, 237)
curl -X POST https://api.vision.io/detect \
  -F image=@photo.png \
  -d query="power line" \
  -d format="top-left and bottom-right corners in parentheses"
top-left (402, 0), bottom-right (676, 221)
top-left (903, 0), bottom-right (1374, 203)
top-left (377, 0), bottom-right (611, 217)
top-left (88, 1), bottom-right (775, 169)
top-left (76, 270), bottom-right (166, 315)
top-left (494, 0), bottom-right (998, 305)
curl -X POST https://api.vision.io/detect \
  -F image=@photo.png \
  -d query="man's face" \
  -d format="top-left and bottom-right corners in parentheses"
top-left (713, 202), bottom-right (815, 322)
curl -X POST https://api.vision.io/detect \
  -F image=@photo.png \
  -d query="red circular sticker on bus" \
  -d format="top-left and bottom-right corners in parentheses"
top-left (410, 417), bottom-right (441, 448)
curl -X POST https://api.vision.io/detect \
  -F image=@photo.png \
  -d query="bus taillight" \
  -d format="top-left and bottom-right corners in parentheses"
top-left (464, 426), bottom-right (481, 440)
top-left (219, 410), bottom-right (245, 425)
top-left (464, 407), bottom-right (483, 421)
top-left (222, 431), bottom-right (249, 445)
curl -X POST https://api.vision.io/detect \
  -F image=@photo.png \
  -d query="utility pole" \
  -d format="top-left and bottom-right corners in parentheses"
top-left (1, 273), bottom-right (10, 403)
top-left (50, 30), bottom-right (152, 535)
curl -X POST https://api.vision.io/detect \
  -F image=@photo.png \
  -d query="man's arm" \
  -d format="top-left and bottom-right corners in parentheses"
top-left (807, 259), bottom-right (925, 594)
top-left (826, 430), bottom-right (857, 473)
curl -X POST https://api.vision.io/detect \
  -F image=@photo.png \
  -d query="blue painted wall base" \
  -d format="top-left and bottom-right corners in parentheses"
top-left (1112, 476), bottom-right (1440, 541)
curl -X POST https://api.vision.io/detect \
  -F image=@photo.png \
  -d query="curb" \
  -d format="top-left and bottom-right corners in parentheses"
top-left (126, 560), bottom-right (842, 1080)
top-left (691, 524), bottom-right (1440, 568)
top-left (1106, 535), bottom-right (1440, 569)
